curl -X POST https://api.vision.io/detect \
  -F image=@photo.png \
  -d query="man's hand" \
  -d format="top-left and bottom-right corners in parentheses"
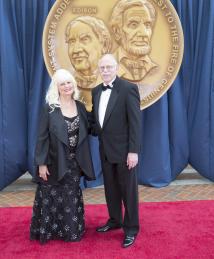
top-left (39, 165), bottom-right (50, 181)
top-left (127, 153), bottom-right (138, 170)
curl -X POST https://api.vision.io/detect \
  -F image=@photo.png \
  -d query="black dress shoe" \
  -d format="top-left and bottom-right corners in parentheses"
top-left (122, 235), bottom-right (136, 248)
top-left (96, 224), bottom-right (121, 232)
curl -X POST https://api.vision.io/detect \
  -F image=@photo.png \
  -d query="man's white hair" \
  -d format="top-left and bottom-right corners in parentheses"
top-left (98, 54), bottom-right (118, 67)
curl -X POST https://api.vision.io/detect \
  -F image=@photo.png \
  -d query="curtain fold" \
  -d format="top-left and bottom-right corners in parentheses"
top-left (172, 0), bottom-right (214, 181)
top-left (0, 0), bottom-right (214, 189)
top-left (0, 0), bottom-right (55, 189)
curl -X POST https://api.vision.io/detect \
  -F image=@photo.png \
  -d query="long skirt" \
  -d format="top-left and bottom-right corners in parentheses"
top-left (30, 162), bottom-right (84, 244)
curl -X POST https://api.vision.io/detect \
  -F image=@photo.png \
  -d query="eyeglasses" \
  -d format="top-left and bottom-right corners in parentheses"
top-left (99, 65), bottom-right (116, 71)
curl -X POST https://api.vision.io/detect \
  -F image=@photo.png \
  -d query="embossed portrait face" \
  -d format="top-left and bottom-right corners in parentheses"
top-left (121, 5), bottom-right (153, 57)
top-left (67, 21), bottom-right (103, 75)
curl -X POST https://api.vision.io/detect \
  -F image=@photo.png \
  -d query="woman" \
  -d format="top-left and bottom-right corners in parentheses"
top-left (30, 69), bottom-right (95, 243)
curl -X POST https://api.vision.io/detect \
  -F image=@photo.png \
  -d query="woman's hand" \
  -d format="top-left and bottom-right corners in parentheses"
top-left (38, 165), bottom-right (50, 181)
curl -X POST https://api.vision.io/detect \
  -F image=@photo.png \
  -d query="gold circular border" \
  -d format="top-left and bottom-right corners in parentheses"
top-left (42, 0), bottom-right (184, 110)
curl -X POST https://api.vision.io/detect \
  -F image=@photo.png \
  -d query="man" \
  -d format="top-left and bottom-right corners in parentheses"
top-left (110, 0), bottom-right (158, 82)
top-left (91, 54), bottom-right (141, 248)
top-left (65, 16), bottom-right (112, 89)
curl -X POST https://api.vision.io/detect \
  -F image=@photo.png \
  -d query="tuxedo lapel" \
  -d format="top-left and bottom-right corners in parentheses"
top-left (49, 108), bottom-right (69, 146)
top-left (94, 86), bottom-right (102, 128)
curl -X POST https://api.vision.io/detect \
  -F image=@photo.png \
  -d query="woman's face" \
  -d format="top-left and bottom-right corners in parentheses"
top-left (58, 80), bottom-right (74, 97)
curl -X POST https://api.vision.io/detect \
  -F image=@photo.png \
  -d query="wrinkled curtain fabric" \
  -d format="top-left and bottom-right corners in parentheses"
top-left (0, 0), bottom-right (55, 189)
top-left (0, 0), bottom-right (213, 189)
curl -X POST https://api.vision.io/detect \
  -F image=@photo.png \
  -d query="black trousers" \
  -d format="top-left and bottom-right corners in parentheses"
top-left (100, 150), bottom-right (139, 236)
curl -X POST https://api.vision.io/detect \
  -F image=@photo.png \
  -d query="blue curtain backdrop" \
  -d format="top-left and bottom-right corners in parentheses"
top-left (0, 0), bottom-right (55, 189)
top-left (0, 0), bottom-right (214, 190)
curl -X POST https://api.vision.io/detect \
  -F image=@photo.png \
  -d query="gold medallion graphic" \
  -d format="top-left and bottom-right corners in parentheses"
top-left (43, 0), bottom-right (184, 110)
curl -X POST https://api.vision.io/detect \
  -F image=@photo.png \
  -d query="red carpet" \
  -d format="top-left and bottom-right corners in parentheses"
top-left (1, 201), bottom-right (214, 259)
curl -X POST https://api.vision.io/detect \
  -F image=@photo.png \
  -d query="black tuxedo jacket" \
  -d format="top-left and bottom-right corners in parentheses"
top-left (91, 76), bottom-right (141, 163)
top-left (34, 100), bottom-right (95, 184)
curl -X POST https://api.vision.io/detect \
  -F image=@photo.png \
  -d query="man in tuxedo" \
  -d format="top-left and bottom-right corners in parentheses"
top-left (91, 54), bottom-right (141, 248)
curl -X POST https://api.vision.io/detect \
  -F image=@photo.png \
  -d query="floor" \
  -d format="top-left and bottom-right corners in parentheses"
top-left (0, 167), bottom-right (213, 207)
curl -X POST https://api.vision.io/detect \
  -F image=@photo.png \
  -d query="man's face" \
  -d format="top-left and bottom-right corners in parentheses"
top-left (120, 5), bottom-right (153, 57)
top-left (98, 56), bottom-right (118, 85)
top-left (67, 22), bottom-right (102, 75)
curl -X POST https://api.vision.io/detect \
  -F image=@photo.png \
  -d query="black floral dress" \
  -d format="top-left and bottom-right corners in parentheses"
top-left (30, 115), bottom-right (84, 244)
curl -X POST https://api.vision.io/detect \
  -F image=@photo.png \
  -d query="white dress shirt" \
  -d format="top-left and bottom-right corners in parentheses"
top-left (98, 77), bottom-right (116, 128)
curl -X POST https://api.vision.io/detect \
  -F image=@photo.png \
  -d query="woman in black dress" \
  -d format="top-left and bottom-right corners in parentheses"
top-left (30, 69), bottom-right (95, 243)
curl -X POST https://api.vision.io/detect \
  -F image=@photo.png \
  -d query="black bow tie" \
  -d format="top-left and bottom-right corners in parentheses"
top-left (102, 84), bottom-right (112, 91)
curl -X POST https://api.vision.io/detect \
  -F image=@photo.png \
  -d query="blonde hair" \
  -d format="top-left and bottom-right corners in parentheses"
top-left (45, 69), bottom-right (80, 111)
